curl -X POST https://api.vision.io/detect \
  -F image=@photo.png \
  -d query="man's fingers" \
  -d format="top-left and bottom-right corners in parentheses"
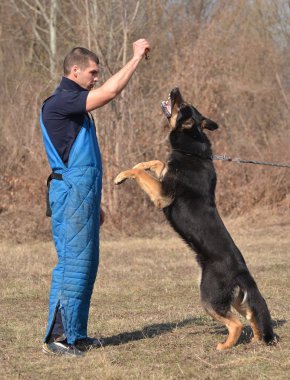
top-left (133, 39), bottom-right (150, 59)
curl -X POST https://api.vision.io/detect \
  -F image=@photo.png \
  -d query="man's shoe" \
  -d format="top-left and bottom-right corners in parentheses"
top-left (75, 336), bottom-right (104, 351)
top-left (42, 339), bottom-right (84, 357)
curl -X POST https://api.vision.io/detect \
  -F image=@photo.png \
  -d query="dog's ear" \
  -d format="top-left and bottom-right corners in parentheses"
top-left (201, 118), bottom-right (219, 131)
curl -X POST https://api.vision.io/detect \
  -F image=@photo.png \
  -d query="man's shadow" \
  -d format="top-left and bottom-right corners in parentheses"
top-left (100, 317), bottom-right (205, 347)
top-left (100, 318), bottom-right (286, 347)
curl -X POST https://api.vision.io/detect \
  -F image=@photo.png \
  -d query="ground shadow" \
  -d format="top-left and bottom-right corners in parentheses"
top-left (100, 317), bottom-right (203, 347)
top-left (98, 318), bottom-right (286, 348)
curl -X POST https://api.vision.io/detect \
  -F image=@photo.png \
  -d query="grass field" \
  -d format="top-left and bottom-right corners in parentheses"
top-left (1, 215), bottom-right (290, 379)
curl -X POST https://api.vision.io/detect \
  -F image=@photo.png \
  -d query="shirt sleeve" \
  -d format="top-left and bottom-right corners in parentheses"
top-left (56, 90), bottom-right (89, 116)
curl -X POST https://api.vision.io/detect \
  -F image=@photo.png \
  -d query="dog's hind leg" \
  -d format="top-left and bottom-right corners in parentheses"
top-left (232, 286), bottom-right (277, 345)
top-left (114, 168), bottom-right (172, 208)
top-left (203, 306), bottom-right (244, 351)
top-left (132, 160), bottom-right (166, 179)
top-left (240, 308), bottom-right (262, 343)
top-left (232, 292), bottom-right (262, 343)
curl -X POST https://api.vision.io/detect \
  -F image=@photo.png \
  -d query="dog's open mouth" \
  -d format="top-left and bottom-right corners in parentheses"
top-left (161, 88), bottom-right (183, 119)
top-left (161, 95), bottom-right (172, 118)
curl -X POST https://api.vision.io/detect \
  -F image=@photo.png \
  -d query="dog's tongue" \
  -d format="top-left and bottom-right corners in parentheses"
top-left (161, 100), bottom-right (171, 118)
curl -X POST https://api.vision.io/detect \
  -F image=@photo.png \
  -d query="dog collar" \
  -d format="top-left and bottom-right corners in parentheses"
top-left (172, 148), bottom-right (213, 160)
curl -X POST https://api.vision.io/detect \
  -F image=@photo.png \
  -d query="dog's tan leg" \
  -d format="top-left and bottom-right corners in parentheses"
top-left (233, 300), bottom-right (262, 343)
top-left (205, 307), bottom-right (244, 350)
top-left (132, 160), bottom-right (166, 179)
top-left (246, 311), bottom-right (262, 343)
top-left (114, 168), bottom-right (172, 208)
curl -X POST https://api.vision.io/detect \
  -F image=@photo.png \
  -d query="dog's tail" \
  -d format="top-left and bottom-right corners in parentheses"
top-left (238, 274), bottom-right (277, 345)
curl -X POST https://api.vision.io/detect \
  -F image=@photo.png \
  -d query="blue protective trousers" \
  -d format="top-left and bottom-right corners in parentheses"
top-left (40, 110), bottom-right (102, 344)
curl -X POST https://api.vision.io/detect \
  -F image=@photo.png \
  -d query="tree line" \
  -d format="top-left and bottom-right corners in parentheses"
top-left (0, 0), bottom-right (289, 239)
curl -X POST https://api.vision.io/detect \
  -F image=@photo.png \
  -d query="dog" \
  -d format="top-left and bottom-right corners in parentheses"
top-left (114, 87), bottom-right (277, 350)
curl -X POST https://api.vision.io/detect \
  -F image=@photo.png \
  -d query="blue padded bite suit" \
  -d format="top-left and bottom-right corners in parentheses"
top-left (40, 106), bottom-right (102, 344)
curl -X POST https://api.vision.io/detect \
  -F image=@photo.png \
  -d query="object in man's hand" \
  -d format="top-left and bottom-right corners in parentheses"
top-left (145, 48), bottom-right (150, 60)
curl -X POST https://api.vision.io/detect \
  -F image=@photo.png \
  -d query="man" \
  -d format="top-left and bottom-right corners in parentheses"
top-left (40, 39), bottom-right (150, 357)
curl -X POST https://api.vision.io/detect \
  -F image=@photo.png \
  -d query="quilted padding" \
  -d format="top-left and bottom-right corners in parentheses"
top-left (40, 111), bottom-right (102, 344)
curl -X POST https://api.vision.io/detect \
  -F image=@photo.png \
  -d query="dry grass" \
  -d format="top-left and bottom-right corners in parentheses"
top-left (1, 214), bottom-right (290, 380)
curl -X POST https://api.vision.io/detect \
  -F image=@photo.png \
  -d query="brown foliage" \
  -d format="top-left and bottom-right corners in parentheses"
top-left (0, 0), bottom-right (289, 240)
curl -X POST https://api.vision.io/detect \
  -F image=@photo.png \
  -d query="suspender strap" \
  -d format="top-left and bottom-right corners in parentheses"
top-left (47, 172), bottom-right (63, 187)
top-left (46, 172), bottom-right (63, 217)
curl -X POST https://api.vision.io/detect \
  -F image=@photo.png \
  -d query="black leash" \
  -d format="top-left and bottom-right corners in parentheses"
top-left (213, 155), bottom-right (290, 169)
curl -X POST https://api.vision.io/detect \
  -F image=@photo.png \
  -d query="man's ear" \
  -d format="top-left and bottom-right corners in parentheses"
top-left (201, 118), bottom-right (219, 131)
top-left (72, 65), bottom-right (81, 77)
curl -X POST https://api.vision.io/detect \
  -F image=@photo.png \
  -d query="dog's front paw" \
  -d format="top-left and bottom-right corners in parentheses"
top-left (114, 172), bottom-right (128, 185)
top-left (216, 342), bottom-right (228, 351)
top-left (133, 162), bottom-right (147, 170)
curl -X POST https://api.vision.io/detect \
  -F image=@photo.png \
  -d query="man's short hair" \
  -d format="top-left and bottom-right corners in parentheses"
top-left (63, 47), bottom-right (99, 75)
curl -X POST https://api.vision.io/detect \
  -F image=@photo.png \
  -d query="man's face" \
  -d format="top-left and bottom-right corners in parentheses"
top-left (73, 59), bottom-right (99, 90)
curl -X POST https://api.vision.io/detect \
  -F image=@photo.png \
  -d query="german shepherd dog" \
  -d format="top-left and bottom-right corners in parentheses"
top-left (114, 88), bottom-right (277, 350)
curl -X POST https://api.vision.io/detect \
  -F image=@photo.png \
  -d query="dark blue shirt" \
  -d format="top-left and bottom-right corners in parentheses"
top-left (42, 77), bottom-right (89, 165)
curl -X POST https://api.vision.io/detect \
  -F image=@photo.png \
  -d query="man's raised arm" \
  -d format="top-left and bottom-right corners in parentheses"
top-left (86, 39), bottom-right (150, 112)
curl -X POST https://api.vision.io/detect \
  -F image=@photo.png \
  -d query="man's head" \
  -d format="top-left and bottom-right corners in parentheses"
top-left (63, 47), bottom-right (100, 90)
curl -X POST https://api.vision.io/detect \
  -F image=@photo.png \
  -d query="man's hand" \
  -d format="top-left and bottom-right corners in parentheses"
top-left (132, 39), bottom-right (150, 60)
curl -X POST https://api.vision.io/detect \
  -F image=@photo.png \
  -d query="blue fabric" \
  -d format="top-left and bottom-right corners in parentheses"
top-left (40, 103), bottom-right (102, 344)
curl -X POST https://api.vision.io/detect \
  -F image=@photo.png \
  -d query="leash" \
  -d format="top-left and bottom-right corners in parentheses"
top-left (173, 148), bottom-right (290, 168)
top-left (213, 154), bottom-right (290, 169)
top-left (173, 149), bottom-right (290, 168)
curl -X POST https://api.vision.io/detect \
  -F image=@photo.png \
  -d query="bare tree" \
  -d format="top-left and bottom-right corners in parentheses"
top-left (11, 0), bottom-right (59, 79)
top-left (0, 0), bottom-right (290, 239)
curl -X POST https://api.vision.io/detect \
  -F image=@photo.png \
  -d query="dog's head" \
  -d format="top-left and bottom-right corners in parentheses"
top-left (161, 87), bottom-right (218, 134)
